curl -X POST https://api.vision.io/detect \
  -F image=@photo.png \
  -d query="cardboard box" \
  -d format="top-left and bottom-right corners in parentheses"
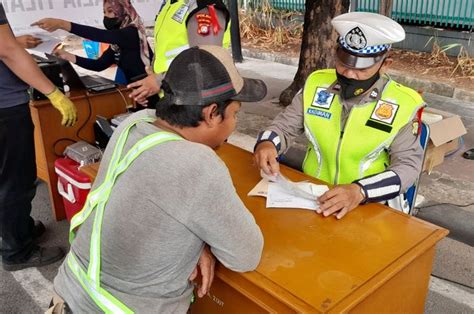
top-left (422, 108), bottom-right (467, 173)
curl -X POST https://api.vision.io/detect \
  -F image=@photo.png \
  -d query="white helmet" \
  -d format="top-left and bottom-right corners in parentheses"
top-left (331, 12), bottom-right (405, 69)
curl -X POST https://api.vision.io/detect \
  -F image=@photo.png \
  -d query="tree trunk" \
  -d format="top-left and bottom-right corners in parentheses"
top-left (279, 0), bottom-right (350, 106)
top-left (379, 0), bottom-right (393, 17)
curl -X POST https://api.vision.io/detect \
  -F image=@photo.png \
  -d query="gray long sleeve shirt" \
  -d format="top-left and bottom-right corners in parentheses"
top-left (54, 110), bottom-right (263, 313)
top-left (266, 75), bottom-right (424, 192)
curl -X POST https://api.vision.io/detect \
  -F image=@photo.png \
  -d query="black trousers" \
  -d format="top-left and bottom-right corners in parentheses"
top-left (0, 103), bottom-right (37, 263)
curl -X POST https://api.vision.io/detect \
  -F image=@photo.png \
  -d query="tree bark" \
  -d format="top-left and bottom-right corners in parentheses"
top-left (379, 0), bottom-right (393, 17)
top-left (279, 0), bottom-right (350, 106)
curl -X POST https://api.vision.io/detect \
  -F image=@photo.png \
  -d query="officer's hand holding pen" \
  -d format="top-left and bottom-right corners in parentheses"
top-left (254, 141), bottom-right (280, 177)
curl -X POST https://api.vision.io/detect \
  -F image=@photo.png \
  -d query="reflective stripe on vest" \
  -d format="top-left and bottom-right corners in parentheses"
top-left (302, 69), bottom-right (423, 184)
top-left (68, 118), bottom-right (183, 313)
top-left (153, 0), bottom-right (231, 74)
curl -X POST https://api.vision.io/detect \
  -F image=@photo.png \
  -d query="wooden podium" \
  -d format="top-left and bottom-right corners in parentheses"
top-left (81, 143), bottom-right (448, 313)
top-left (31, 88), bottom-right (129, 220)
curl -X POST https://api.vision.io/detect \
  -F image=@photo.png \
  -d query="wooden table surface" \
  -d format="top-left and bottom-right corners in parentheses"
top-left (81, 143), bottom-right (448, 313)
top-left (193, 143), bottom-right (448, 313)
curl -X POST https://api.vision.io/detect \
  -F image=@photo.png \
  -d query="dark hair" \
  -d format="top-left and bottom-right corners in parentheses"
top-left (155, 99), bottom-right (233, 127)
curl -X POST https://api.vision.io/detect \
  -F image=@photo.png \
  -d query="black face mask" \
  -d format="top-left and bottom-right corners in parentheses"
top-left (103, 17), bottom-right (121, 30)
top-left (336, 70), bottom-right (380, 100)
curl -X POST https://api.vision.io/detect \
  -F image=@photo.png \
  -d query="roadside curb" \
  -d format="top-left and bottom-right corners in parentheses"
top-left (241, 47), bottom-right (474, 103)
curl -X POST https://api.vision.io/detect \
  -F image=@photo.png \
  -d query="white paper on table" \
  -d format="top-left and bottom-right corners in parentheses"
top-left (248, 177), bottom-right (329, 210)
top-left (247, 178), bottom-right (269, 197)
top-left (266, 181), bottom-right (328, 210)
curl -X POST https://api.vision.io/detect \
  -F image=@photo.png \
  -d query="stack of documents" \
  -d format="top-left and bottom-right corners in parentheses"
top-left (248, 174), bottom-right (329, 210)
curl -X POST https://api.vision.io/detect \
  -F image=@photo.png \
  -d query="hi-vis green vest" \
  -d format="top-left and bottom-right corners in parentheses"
top-left (302, 69), bottom-right (423, 185)
top-left (67, 118), bottom-right (183, 313)
top-left (153, 0), bottom-right (231, 74)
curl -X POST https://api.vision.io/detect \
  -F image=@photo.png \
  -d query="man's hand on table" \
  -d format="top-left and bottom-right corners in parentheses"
top-left (255, 142), bottom-right (366, 219)
top-left (317, 183), bottom-right (365, 219)
top-left (254, 141), bottom-right (280, 177)
top-left (189, 244), bottom-right (215, 298)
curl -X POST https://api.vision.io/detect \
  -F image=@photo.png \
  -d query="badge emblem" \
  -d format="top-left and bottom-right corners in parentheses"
top-left (354, 88), bottom-right (364, 96)
top-left (196, 13), bottom-right (212, 36)
top-left (375, 103), bottom-right (393, 119)
top-left (370, 100), bottom-right (399, 125)
top-left (345, 27), bottom-right (367, 50)
top-left (311, 88), bottom-right (335, 109)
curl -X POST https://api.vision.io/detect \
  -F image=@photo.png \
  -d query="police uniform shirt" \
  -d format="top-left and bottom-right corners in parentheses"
top-left (265, 75), bottom-right (424, 192)
top-left (153, 1), bottom-right (227, 86)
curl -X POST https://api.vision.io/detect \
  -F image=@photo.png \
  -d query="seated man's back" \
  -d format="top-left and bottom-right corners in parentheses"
top-left (53, 45), bottom-right (267, 313)
top-left (55, 110), bottom-right (263, 312)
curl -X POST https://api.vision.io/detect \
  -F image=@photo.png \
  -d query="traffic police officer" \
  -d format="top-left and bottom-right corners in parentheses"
top-left (254, 12), bottom-right (425, 219)
top-left (127, 0), bottom-right (231, 106)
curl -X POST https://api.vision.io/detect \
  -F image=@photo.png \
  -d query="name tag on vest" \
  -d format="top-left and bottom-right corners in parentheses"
top-left (307, 108), bottom-right (332, 120)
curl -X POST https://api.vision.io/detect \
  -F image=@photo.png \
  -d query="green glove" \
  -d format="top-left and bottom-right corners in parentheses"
top-left (46, 87), bottom-right (77, 127)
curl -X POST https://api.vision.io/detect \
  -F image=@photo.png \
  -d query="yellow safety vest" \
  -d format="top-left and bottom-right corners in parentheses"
top-left (302, 69), bottom-right (423, 185)
top-left (153, 0), bottom-right (231, 74)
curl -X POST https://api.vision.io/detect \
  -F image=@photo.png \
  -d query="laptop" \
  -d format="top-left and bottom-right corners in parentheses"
top-left (32, 53), bottom-right (53, 64)
top-left (45, 53), bottom-right (117, 93)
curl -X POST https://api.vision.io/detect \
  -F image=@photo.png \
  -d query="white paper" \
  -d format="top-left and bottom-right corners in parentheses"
top-left (248, 177), bottom-right (329, 211)
top-left (247, 179), bottom-right (269, 197)
top-left (273, 174), bottom-right (316, 200)
top-left (267, 181), bottom-right (319, 210)
top-left (26, 32), bottom-right (62, 54)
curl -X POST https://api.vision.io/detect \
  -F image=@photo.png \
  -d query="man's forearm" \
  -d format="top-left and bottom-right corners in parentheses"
top-left (0, 25), bottom-right (54, 94)
top-left (260, 91), bottom-right (305, 154)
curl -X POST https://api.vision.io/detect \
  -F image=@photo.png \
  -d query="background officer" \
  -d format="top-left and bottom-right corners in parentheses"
top-left (254, 12), bottom-right (425, 219)
top-left (127, 0), bottom-right (231, 106)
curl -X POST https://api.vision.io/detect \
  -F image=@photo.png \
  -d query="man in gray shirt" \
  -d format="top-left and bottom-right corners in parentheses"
top-left (52, 46), bottom-right (266, 313)
top-left (254, 12), bottom-right (425, 218)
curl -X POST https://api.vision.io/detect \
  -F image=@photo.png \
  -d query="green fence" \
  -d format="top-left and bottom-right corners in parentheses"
top-left (245, 0), bottom-right (305, 12)
top-left (356, 0), bottom-right (473, 30)
top-left (244, 0), bottom-right (473, 30)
